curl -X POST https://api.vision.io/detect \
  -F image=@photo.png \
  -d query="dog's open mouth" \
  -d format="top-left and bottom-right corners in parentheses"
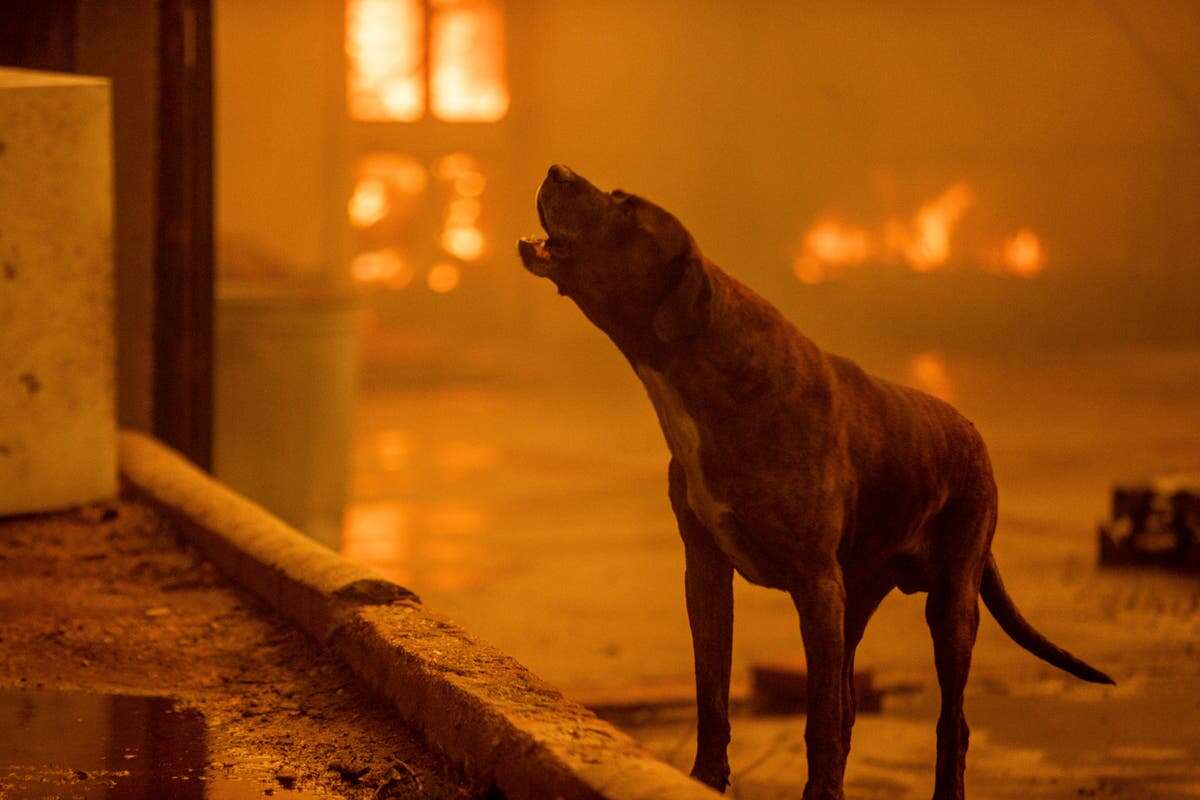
top-left (518, 235), bottom-right (554, 276)
top-left (519, 186), bottom-right (571, 277)
top-left (518, 230), bottom-right (569, 277)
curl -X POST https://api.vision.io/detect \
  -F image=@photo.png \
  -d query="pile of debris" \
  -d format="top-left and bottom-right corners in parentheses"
top-left (1099, 474), bottom-right (1200, 571)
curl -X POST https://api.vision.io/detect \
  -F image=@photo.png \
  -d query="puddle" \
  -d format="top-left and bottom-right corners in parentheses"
top-left (0, 689), bottom-right (325, 799)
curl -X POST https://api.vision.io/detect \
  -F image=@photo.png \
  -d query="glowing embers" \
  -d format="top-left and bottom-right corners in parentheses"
top-left (346, 0), bottom-right (425, 121)
top-left (348, 151), bottom-right (489, 292)
top-left (426, 262), bottom-right (461, 292)
top-left (794, 182), bottom-right (1046, 284)
top-left (794, 219), bottom-right (873, 285)
top-left (435, 152), bottom-right (487, 262)
top-left (347, 179), bottom-right (389, 229)
top-left (890, 183), bottom-right (976, 272)
top-left (441, 211), bottom-right (485, 261)
top-left (345, 0), bottom-right (508, 122)
top-left (998, 228), bottom-right (1046, 278)
top-left (348, 153), bottom-right (428, 231)
top-left (351, 248), bottom-right (415, 288)
top-left (348, 154), bottom-right (426, 289)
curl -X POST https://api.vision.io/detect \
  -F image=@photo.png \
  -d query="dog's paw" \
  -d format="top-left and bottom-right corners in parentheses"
top-left (801, 781), bottom-right (845, 800)
top-left (690, 761), bottom-right (730, 793)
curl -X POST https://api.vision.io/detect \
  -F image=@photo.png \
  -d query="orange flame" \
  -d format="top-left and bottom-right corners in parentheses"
top-left (430, 0), bottom-right (509, 122)
top-left (805, 219), bottom-right (873, 266)
top-left (795, 182), bottom-right (1046, 282)
top-left (441, 226), bottom-right (485, 261)
top-left (999, 228), bottom-right (1045, 278)
top-left (346, 0), bottom-right (425, 121)
top-left (359, 153), bottom-right (429, 197)
top-left (435, 152), bottom-right (488, 262)
top-left (351, 248), bottom-right (415, 288)
top-left (895, 183), bottom-right (975, 271)
top-left (347, 178), bottom-right (390, 228)
top-left (427, 262), bottom-right (462, 292)
top-left (345, 0), bottom-right (508, 123)
top-left (348, 153), bottom-right (428, 228)
top-left (793, 218), bottom-right (873, 284)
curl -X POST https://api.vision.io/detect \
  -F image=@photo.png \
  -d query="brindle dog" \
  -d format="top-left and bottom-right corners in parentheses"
top-left (518, 165), bottom-right (1113, 800)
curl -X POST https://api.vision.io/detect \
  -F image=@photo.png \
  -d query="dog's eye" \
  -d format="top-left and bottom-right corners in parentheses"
top-left (611, 189), bottom-right (633, 203)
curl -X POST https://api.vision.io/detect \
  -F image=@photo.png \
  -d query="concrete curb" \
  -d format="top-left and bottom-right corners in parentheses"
top-left (118, 430), bottom-right (719, 800)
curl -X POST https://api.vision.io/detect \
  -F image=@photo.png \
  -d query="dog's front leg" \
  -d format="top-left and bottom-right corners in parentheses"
top-left (684, 535), bottom-right (734, 791)
top-left (792, 568), bottom-right (848, 800)
top-left (669, 460), bottom-right (734, 792)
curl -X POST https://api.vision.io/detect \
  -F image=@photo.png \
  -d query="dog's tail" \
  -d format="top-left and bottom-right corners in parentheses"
top-left (980, 553), bottom-right (1115, 685)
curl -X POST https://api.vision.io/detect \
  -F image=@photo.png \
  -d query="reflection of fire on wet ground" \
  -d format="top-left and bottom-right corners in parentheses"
top-left (343, 498), bottom-right (499, 592)
top-left (342, 430), bottom-right (504, 592)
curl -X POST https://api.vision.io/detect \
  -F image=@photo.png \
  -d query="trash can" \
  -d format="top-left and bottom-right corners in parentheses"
top-left (214, 282), bottom-right (362, 548)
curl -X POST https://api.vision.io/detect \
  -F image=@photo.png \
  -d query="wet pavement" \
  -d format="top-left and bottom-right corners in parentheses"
top-left (0, 689), bottom-right (324, 799)
top-left (342, 343), bottom-right (1200, 797)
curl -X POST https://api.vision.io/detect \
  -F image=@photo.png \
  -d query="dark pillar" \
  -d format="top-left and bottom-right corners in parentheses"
top-left (154, 0), bottom-right (214, 469)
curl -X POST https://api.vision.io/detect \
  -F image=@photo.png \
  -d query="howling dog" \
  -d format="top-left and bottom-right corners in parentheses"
top-left (518, 165), bottom-right (1113, 800)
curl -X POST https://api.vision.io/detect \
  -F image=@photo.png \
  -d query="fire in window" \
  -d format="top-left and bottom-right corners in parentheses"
top-left (345, 0), bottom-right (509, 123)
top-left (345, 0), bottom-right (426, 122)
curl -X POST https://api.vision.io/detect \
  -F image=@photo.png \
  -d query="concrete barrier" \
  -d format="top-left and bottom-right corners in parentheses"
top-left (119, 430), bottom-right (718, 800)
top-left (0, 68), bottom-right (115, 516)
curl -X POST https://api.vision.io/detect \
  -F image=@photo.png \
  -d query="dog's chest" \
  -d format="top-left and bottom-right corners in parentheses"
top-left (636, 366), bottom-right (763, 581)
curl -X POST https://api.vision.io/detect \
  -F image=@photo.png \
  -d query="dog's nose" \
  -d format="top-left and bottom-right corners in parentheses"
top-left (548, 164), bottom-right (575, 183)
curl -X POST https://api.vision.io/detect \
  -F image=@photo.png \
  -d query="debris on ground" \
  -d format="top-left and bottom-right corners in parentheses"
top-left (1099, 475), bottom-right (1200, 571)
top-left (0, 495), bottom-right (490, 799)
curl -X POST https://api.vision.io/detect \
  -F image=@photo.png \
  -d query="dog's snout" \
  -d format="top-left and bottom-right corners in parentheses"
top-left (548, 164), bottom-right (575, 184)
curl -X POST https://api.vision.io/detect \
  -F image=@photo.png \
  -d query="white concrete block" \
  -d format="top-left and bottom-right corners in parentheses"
top-left (0, 68), bottom-right (116, 515)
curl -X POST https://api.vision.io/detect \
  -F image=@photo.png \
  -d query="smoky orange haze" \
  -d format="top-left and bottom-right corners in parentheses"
top-left (216, 0), bottom-right (1200, 362)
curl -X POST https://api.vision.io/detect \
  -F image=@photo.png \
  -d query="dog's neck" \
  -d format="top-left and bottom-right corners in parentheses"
top-left (606, 265), bottom-right (819, 382)
top-left (599, 321), bottom-right (672, 372)
top-left (566, 294), bottom-right (673, 370)
top-left (576, 255), bottom-right (719, 370)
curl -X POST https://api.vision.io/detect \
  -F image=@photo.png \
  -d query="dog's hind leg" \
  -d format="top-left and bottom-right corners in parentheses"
top-left (840, 574), bottom-right (892, 755)
top-left (669, 460), bottom-right (735, 792)
top-left (925, 502), bottom-right (993, 800)
top-left (791, 562), bottom-right (848, 800)
top-left (925, 580), bottom-right (980, 800)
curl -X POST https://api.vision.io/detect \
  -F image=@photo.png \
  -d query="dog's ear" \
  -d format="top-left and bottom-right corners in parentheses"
top-left (653, 245), bottom-right (712, 343)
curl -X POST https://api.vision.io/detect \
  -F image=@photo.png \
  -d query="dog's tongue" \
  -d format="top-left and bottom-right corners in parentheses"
top-left (518, 236), bottom-right (554, 277)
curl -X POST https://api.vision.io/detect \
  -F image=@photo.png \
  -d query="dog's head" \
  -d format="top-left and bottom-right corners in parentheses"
top-left (518, 165), bottom-right (711, 346)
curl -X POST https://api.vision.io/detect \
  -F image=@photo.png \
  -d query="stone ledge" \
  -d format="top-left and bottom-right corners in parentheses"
top-left (118, 430), bottom-right (718, 800)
